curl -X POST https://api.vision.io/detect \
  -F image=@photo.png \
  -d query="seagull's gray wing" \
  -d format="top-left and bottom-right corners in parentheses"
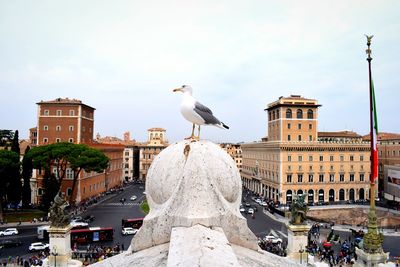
top-left (194, 101), bottom-right (221, 125)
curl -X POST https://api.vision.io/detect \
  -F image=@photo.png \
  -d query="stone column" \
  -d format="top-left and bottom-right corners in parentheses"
top-left (48, 225), bottom-right (82, 267)
top-left (287, 224), bottom-right (311, 265)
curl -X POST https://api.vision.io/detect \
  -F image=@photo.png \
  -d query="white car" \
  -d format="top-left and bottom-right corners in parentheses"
top-left (29, 242), bottom-right (49, 251)
top-left (263, 235), bottom-right (283, 244)
top-left (239, 207), bottom-right (245, 212)
top-left (130, 195), bottom-right (137, 201)
top-left (247, 208), bottom-right (254, 214)
top-left (121, 227), bottom-right (138, 235)
top-left (0, 228), bottom-right (18, 236)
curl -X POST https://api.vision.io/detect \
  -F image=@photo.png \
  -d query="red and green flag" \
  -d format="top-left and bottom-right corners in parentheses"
top-left (371, 79), bottom-right (378, 183)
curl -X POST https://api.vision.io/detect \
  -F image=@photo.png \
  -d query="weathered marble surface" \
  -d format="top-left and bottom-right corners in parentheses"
top-left (132, 140), bottom-right (258, 252)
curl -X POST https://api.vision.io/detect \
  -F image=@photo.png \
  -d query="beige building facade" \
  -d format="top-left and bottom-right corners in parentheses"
top-left (241, 95), bottom-right (371, 205)
top-left (139, 128), bottom-right (169, 180)
top-left (220, 143), bottom-right (243, 172)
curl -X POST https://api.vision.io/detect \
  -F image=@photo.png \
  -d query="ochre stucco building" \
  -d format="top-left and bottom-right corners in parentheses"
top-left (241, 95), bottom-right (371, 205)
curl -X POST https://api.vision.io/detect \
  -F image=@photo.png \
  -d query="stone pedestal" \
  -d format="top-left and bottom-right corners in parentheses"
top-left (287, 224), bottom-right (311, 265)
top-left (48, 225), bottom-right (82, 267)
top-left (354, 247), bottom-right (389, 267)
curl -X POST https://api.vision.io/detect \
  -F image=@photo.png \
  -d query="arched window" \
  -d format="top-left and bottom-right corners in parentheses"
top-left (359, 188), bottom-right (365, 200)
top-left (329, 189), bottom-right (335, 202)
top-left (339, 189), bottom-right (345, 201)
top-left (308, 189), bottom-right (314, 203)
top-left (318, 189), bottom-right (324, 203)
top-left (349, 189), bottom-right (355, 201)
top-left (297, 109), bottom-right (303, 119)
top-left (297, 189), bottom-right (303, 196)
top-left (286, 109), bottom-right (292, 118)
top-left (307, 109), bottom-right (313, 119)
top-left (286, 190), bottom-right (293, 204)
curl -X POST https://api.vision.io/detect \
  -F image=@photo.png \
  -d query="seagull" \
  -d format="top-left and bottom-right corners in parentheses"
top-left (173, 85), bottom-right (229, 140)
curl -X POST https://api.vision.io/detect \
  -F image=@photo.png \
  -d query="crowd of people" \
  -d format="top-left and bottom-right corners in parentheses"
top-left (72, 244), bottom-right (124, 265)
top-left (1, 251), bottom-right (49, 267)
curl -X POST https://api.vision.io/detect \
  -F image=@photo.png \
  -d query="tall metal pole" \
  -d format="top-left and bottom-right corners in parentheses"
top-left (363, 35), bottom-right (383, 253)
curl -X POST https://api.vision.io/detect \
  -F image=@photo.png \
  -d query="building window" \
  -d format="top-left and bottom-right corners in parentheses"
top-left (44, 125), bottom-right (48, 131)
top-left (340, 174), bottom-right (344, 182)
top-left (69, 126), bottom-right (74, 132)
top-left (56, 138), bottom-right (61, 143)
top-left (43, 138), bottom-right (48, 143)
top-left (330, 165), bottom-right (334, 171)
top-left (297, 109), bottom-right (303, 119)
top-left (350, 174), bottom-right (355, 182)
top-left (125, 151), bottom-right (129, 156)
top-left (360, 174), bottom-right (365, 182)
top-left (329, 174), bottom-right (334, 182)
top-left (288, 155), bottom-right (292, 162)
top-left (309, 135), bottom-right (312, 141)
top-left (319, 155), bottom-right (323, 162)
top-left (319, 165), bottom-right (323, 171)
top-left (308, 174), bottom-right (314, 183)
top-left (69, 110), bottom-right (74, 116)
top-left (298, 165), bottom-right (302, 171)
top-left (298, 155), bottom-right (303, 162)
top-left (298, 135), bottom-right (302, 141)
top-left (309, 155), bottom-right (313, 161)
top-left (56, 125), bottom-right (61, 131)
top-left (340, 155), bottom-right (344, 161)
top-left (307, 109), bottom-right (313, 119)
top-left (360, 155), bottom-right (364, 161)
top-left (350, 155), bottom-right (354, 161)
top-left (288, 123), bottom-right (291, 129)
top-left (69, 138), bottom-right (74, 143)
top-left (286, 109), bottom-right (292, 118)
top-left (44, 110), bottom-right (49, 116)
top-left (309, 165), bottom-right (313, 171)
top-left (57, 110), bottom-right (62, 116)
top-left (288, 135), bottom-right (291, 141)
top-left (298, 123), bottom-right (302, 129)
top-left (330, 155), bottom-right (334, 162)
top-left (38, 188), bottom-right (44, 196)
top-left (298, 174), bottom-right (303, 183)
top-left (287, 174), bottom-right (292, 183)
top-left (309, 124), bottom-right (312, 130)
top-left (319, 174), bottom-right (324, 182)
top-left (82, 126), bottom-right (86, 132)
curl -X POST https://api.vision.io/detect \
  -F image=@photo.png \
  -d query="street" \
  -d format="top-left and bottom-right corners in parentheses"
top-left (1, 183), bottom-right (399, 261)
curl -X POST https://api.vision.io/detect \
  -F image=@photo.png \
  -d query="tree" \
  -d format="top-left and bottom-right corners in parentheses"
top-left (7, 130), bottom-right (22, 204)
top-left (22, 146), bottom-right (33, 207)
top-left (0, 150), bottom-right (19, 221)
top-left (27, 143), bottom-right (109, 206)
top-left (68, 144), bottom-right (109, 203)
top-left (0, 130), bottom-right (14, 148)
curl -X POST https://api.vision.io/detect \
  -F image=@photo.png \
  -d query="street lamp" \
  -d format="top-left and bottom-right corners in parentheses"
top-left (52, 245), bottom-right (58, 267)
top-left (299, 244), bottom-right (304, 265)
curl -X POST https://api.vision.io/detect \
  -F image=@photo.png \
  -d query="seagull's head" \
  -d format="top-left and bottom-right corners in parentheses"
top-left (173, 85), bottom-right (192, 95)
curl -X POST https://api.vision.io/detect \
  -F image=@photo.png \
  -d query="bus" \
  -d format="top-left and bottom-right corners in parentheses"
top-left (71, 227), bottom-right (114, 244)
top-left (121, 218), bottom-right (144, 229)
top-left (37, 225), bottom-right (50, 240)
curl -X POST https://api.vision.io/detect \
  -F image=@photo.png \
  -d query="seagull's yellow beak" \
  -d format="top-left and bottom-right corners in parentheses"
top-left (173, 88), bottom-right (182, 93)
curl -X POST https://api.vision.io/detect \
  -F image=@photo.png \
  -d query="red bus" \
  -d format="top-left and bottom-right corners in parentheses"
top-left (71, 227), bottom-right (113, 244)
top-left (121, 218), bottom-right (144, 229)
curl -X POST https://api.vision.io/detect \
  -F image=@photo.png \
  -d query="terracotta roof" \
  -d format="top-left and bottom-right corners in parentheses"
top-left (37, 98), bottom-right (95, 110)
top-left (363, 132), bottom-right (400, 141)
top-left (318, 131), bottom-right (361, 138)
top-left (96, 136), bottom-right (136, 145)
top-left (148, 128), bottom-right (166, 131)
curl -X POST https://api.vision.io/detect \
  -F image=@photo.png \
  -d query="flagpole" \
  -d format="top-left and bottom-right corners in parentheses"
top-left (363, 35), bottom-right (383, 253)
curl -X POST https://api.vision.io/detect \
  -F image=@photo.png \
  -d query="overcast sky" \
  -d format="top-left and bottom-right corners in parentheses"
top-left (1, 1), bottom-right (399, 143)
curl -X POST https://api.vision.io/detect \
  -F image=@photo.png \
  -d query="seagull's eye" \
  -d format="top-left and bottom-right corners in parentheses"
top-left (182, 85), bottom-right (186, 88)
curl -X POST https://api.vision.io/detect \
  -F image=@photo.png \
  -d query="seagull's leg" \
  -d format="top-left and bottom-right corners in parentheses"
top-left (185, 123), bottom-right (196, 140)
top-left (197, 125), bottom-right (201, 140)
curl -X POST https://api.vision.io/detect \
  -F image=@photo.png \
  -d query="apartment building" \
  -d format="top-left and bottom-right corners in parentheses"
top-left (241, 95), bottom-right (371, 205)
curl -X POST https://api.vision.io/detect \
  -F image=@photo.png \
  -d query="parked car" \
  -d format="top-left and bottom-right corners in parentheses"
top-left (239, 207), bottom-right (245, 212)
top-left (130, 195), bottom-right (137, 201)
top-left (121, 227), bottom-right (138, 235)
top-left (247, 208), bottom-right (254, 214)
top-left (263, 235), bottom-right (282, 244)
top-left (0, 228), bottom-right (18, 236)
top-left (29, 242), bottom-right (49, 252)
top-left (0, 240), bottom-right (22, 248)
